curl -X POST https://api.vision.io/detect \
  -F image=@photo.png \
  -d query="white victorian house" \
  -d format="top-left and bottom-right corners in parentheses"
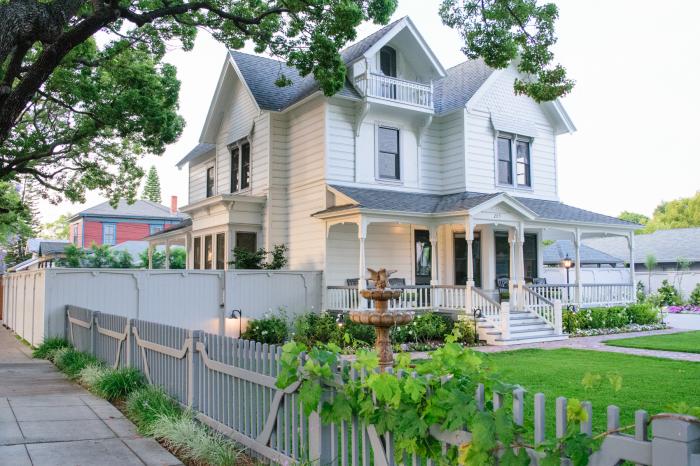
top-left (148, 17), bottom-right (641, 344)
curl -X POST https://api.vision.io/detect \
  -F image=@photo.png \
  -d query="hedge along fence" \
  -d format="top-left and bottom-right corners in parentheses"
top-left (65, 305), bottom-right (700, 466)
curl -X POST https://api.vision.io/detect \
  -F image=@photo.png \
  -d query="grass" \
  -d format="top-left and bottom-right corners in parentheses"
top-left (94, 367), bottom-right (146, 400)
top-left (604, 331), bottom-right (700, 354)
top-left (53, 347), bottom-right (101, 379)
top-left (126, 386), bottom-right (182, 435)
top-left (482, 348), bottom-right (700, 434)
top-left (32, 337), bottom-right (71, 359)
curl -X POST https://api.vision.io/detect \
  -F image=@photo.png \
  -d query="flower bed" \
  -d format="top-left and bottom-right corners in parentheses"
top-left (568, 322), bottom-right (667, 337)
top-left (666, 305), bottom-right (700, 314)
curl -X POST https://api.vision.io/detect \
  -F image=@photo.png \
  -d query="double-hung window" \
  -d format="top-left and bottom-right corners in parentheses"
top-left (497, 133), bottom-right (532, 188)
top-left (102, 223), bottom-right (116, 245)
top-left (206, 166), bottom-right (215, 197)
top-left (377, 126), bottom-right (400, 181)
top-left (230, 140), bottom-right (251, 192)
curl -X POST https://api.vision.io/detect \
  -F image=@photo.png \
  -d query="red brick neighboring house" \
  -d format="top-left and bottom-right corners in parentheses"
top-left (69, 198), bottom-right (186, 247)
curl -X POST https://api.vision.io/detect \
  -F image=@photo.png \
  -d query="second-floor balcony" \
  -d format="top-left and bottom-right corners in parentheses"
top-left (354, 73), bottom-right (433, 110)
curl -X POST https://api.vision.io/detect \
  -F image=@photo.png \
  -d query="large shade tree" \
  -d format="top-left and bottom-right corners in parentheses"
top-left (1, 0), bottom-right (571, 212)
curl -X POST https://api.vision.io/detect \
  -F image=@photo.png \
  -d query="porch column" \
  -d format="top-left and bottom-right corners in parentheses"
top-left (429, 226), bottom-right (439, 285)
top-left (147, 244), bottom-right (154, 269)
top-left (573, 229), bottom-right (582, 306)
top-left (516, 226), bottom-right (526, 310)
top-left (628, 232), bottom-right (636, 301)
top-left (465, 220), bottom-right (474, 312)
top-left (508, 229), bottom-right (516, 307)
top-left (164, 241), bottom-right (171, 269)
top-left (358, 222), bottom-right (367, 308)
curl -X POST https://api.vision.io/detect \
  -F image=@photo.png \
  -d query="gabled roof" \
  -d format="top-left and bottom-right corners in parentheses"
top-left (322, 185), bottom-right (637, 228)
top-left (341, 17), bottom-right (405, 64)
top-left (71, 199), bottom-right (185, 221)
top-left (585, 227), bottom-right (700, 264)
top-left (433, 59), bottom-right (495, 115)
top-left (543, 240), bottom-right (624, 265)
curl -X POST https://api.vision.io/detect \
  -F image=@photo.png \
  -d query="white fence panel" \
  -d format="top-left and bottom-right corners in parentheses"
top-left (544, 267), bottom-right (631, 285)
top-left (224, 270), bottom-right (323, 320)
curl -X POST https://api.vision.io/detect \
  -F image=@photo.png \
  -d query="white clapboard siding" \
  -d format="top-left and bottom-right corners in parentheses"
top-left (440, 110), bottom-right (467, 192)
top-left (465, 66), bottom-right (559, 200)
top-left (326, 99), bottom-right (356, 183)
top-left (189, 154), bottom-right (215, 204)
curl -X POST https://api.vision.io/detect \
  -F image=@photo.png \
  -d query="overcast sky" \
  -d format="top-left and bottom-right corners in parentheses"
top-left (37, 0), bottom-right (700, 224)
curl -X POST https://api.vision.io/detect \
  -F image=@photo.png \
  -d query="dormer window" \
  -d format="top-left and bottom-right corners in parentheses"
top-left (379, 46), bottom-right (397, 77)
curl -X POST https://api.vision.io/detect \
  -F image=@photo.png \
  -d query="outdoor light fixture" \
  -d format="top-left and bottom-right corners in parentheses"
top-left (227, 309), bottom-right (243, 338)
top-left (336, 313), bottom-right (345, 328)
top-left (472, 308), bottom-right (482, 341)
top-left (560, 254), bottom-right (575, 302)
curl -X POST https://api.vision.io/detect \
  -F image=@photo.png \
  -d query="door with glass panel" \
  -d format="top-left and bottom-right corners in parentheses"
top-left (453, 232), bottom-right (481, 287)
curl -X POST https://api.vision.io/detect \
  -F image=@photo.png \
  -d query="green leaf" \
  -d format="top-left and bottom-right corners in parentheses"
top-left (299, 381), bottom-right (322, 417)
top-left (353, 349), bottom-right (379, 372)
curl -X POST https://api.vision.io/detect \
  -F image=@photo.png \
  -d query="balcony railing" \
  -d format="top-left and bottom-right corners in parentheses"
top-left (354, 73), bottom-right (433, 109)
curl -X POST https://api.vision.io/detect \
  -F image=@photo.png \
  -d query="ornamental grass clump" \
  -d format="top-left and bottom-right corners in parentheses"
top-left (150, 412), bottom-right (240, 466)
top-left (94, 367), bottom-right (145, 400)
top-left (53, 347), bottom-right (101, 379)
top-left (78, 363), bottom-right (108, 388)
top-left (126, 386), bottom-right (182, 436)
top-left (32, 337), bottom-right (71, 360)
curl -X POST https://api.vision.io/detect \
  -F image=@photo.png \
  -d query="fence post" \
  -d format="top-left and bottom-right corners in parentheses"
top-left (187, 330), bottom-right (202, 410)
top-left (64, 306), bottom-right (71, 343)
top-left (553, 299), bottom-right (563, 334)
top-left (91, 310), bottom-right (100, 355)
top-left (308, 390), bottom-right (333, 465)
top-left (650, 414), bottom-right (700, 466)
top-left (125, 318), bottom-right (133, 367)
top-left (500, 302), bottom-right (510, 340)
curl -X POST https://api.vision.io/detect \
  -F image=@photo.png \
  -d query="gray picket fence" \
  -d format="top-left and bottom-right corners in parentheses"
top-left (65, 305), bottom-right (700, 466)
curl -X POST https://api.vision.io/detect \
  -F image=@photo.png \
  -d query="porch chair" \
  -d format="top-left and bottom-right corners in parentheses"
top-left (532, 277), bottom-right (547, 285)
top-left (388, 278), bottom-right (406, 289)
top-left (496, 277), bottom-right (510, 303)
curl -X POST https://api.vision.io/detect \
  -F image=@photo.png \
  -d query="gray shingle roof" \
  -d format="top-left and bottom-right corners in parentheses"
top-left (177, 143), bottom-right (215, 168)
top-left (585, 227), bottom-right (700, 264)
top-left (145, 218), bottom-right (193, 239)
top-left (326, 185), bottom-right (637, 227)
top-left (229, 51), bottom-right (361, 112)
top-left (433, 59), bottom-right (494, 114)
top-left (73, 199), bottom-right (185, 221)
top-left (543, 240), bottom-right (623, 265)
top-left (226, 17), bottom-right (491, 115)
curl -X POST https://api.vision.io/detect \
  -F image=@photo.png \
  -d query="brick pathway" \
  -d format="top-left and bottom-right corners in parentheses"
top-left (0, 326), bottom-right (182, 466)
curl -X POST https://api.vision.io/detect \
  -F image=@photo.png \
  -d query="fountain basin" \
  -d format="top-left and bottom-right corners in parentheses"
top-left (360, 289), bottom-right (402, 301)
top-left (349, 310), bottom-right (414, 327)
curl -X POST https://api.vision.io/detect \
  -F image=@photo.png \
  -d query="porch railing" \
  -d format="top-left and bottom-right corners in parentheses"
top-left (528, 283), bottom-right (635, 308)
top-left (523, 285), bottom-right (562, 333)
top-left (354, 73), bottom-right (433, 109)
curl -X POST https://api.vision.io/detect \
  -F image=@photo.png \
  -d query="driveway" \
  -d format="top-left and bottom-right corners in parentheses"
top-left (0, 326), bottom-right (182, 466)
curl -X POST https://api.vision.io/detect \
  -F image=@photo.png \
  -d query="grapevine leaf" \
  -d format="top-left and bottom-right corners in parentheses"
top-left (299, 381), bottom-right (322, 417)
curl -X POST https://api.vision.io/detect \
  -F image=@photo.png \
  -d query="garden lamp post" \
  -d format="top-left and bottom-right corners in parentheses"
top-left (228, 309), bottom-right (243, 338)
top-left (561, 254), bottom-right (574, 303)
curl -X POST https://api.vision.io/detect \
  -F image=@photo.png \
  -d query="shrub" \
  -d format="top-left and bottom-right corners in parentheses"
top-left (690, 283), bottom-right (700, 306)
top-left (636, 281), bottom-right (646, 303)
top-left (126, 386), bottom-right (182, 435)
top-left (151, 412), bottom-right (240, 466)
top-left (242, 313), bottom-right (288, 344)
top-left (657, 279), bottom-right (682, 306)
top-left (625, 303), bottom-right (661, 325)
top-left (340, 319), bottom-right (376, 347)
top-left (32, 337), bottom-right (71, 359)
top-left (94, 367), bottom-right (146, 400)
top-left (54, 348), bottom-right (101, 379)
top-left (449, 319), bottom-right (477, 345)
top-left (391, 312), bottom-right (451, 344)
top-left (293, 312), bottom-right (338, 347)
top-left (79, 363), bottom-right (108, 388)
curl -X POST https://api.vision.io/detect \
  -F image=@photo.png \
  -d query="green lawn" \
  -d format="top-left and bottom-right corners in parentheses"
top-left (604, 331), bottom-right (700, 354)
top-left (481, 349), bottom-right (700, 435)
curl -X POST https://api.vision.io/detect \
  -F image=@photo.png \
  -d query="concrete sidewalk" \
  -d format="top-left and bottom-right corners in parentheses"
top-left (0, 327), bottom-right (182, 466)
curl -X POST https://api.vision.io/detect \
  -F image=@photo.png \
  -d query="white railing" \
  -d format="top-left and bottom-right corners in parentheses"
top-left (354, 73), bottom-right (433, 109)
top-left (529, 283), bottom-right (634, 308)
top-left (472, 287), bottom-right (501, 323)
top-left (523, 285), bottom-right (563, 333)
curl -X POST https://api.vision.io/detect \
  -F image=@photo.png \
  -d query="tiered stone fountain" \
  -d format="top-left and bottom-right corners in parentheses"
top-left (349, 268), bottom-right (415, 371)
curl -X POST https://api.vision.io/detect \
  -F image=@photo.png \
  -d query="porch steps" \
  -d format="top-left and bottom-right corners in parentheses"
top-left (475, 311), bottom-right (568, 346)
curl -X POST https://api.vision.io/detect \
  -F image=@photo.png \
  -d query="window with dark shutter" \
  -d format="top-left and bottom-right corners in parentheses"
top-left (377, 127), bottom-right (400, 180)
top-left (229, 140), bottom-right (251, 192)
top-left (497, 137), bottom-right (513, 185)
top-left (193, 237), bottom-right (201, 269)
